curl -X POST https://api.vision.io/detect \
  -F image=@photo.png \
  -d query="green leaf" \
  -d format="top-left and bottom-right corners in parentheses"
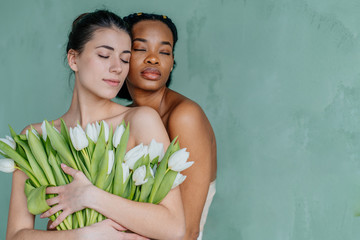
top-left (24, 179), bottom-right (51, 215)
top-left (45, 120), bottom-right (77, 170)
top-left (90, 122), bottom-right (106, 181)
top-left (113, 123), bottom-right (130, 196)
top-left (127, 177), bottom-right (136, 200)
top-left (28, 127), bottom-right (56, 185)
top-left (95, 144), bottom-right (109, 189)
top-left (8, 125), bottom-right (17, 139)
top-left (148, 137), bottom-right (178, 203)
top-left (48, 152), bottom-right (67, 186)
top-left (55, 154), bottom-right (70, 184)
top-left (152, 170), bottom-right (178, 204)
top-left (15, 136), bottom-right (48, 185)
top-left (0, 138), bottom-right (33, 175)
top-left (107, 124), bottom-right (113, 150)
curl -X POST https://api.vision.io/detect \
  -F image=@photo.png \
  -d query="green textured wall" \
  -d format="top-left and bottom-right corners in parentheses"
top-left (1, 0), bottom-right (360, 239)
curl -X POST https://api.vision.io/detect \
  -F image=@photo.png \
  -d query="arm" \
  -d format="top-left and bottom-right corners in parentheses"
top-left (6, 170), bottom-right (81, 240)
top-left (7, 128), bottom-right (148, 240)
top-left (168, 102), bottom-right (216, 240)
top-left (42, 108), bottom-right (185, 240)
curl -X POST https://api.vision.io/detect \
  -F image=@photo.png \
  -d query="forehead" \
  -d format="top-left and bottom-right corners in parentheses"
top-left (132, 20), bottom-right (174, 44)
top-left (87, 27), bottom-right (131, 49)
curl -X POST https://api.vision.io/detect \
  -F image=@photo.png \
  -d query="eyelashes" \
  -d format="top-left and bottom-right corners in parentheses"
top-left (98, 54), bottom-right (129, 63)
top-left (98, 54), bottom-right (109, 59)
top-left (160, 52), bottom-right (170, 55)
top-left (133, 49), bottom-right (171, 55)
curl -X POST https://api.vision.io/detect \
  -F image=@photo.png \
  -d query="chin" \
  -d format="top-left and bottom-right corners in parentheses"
top-left (140, 81), bottom-right (166, 91)
top-left (98, 90), bottom-right (119, 100)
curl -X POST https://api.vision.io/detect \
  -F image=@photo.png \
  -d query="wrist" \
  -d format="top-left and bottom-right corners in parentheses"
top-left (84, 184), bottom-right (99, 209)
top-left (75, 227), bottom-right (89, 240)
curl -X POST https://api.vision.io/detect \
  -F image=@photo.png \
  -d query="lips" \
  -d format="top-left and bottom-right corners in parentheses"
top-left (103, 79), bottom-right (121, 87)
top-left (141, 67), bottom-right (161, 80)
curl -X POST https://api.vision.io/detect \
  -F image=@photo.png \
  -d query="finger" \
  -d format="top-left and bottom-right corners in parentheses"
top-left (40, 204), bottom-right (63, 218)
top-left (46, 220), bottom-right (56, 231)
top-left (46, 186), bottom-right (63, 194)
top-left (119, 232), bottom-right (150, 240)
top-left (46, 196), bottom-right (60, 206)
top-left (61, 163), bottom-right (78, 177)
top-left (110, 221), bottom-right (127, 231)
top-left (49, 209), bottom-right (71, 229)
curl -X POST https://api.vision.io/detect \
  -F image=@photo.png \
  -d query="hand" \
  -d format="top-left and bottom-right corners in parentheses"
top-left (40, 164), bottom-right (93, 228)
top-left (81, 219), bottom-right (150, 240)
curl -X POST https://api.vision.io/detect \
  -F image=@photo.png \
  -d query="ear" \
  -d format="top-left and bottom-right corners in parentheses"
top-left (67, 49), bottom-right (78, 72)
top-left (170, 56), bottom-right (174, 72)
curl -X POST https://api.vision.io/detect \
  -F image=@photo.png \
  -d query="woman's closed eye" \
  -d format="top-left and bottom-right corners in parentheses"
top-left (121, 59), bottom-right (129, 64)
top-left (160, 51), bottom-right (171, 55)
top-left (98, 54), bottom-right (109, 59)
top-left (133, 48), bottom-right (146, 52)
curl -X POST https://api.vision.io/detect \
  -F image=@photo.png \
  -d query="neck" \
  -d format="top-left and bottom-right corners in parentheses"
top-left (130, 86), bottom-right (168, 116)
top-left (63, 81), bottom-right (117, 128)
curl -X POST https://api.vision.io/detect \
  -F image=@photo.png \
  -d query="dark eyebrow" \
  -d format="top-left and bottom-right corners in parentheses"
top-left (133, 38), bottom-right (147, 43)
top-left (96, 45), bottom-right (114, 51)
top-left (133, 38), bottom-right (172, 47)
top-left (161, 41), bottom-right (172, 47)
top-left (96, 45), bottom-right (131, 54)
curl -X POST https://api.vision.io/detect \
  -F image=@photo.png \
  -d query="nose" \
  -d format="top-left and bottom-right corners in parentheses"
top-left (145, 53), bottom-right (159, 65)
top-left (109, 58), bottom-right (123, 74)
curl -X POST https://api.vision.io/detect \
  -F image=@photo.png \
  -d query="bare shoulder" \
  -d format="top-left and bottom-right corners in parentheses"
top-left (20, 122), bottom-right (43, 135)
top-left (124, 106), bottom-right (162, 125)
top-left (167, 92), bottom-right (214, 141)
top-left (20, 119), bottom-right (61, 135)
top-left (169, 97), bottom-right (208, 127)
top-left (123, 106), bottom-right (169, 146)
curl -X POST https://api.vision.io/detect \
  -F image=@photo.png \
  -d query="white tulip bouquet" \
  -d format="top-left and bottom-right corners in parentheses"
top-left (0, 119), bottom-right (193, 230)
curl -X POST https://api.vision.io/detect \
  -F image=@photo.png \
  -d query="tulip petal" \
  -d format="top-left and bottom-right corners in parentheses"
top-left (0, 158), bottom-right (15, 173)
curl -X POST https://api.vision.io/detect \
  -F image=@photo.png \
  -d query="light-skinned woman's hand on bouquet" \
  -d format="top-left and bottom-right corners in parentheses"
top-left (79, 219), bottom-right (149, 240)
top-left (41, 163), bottom-right (93, 228)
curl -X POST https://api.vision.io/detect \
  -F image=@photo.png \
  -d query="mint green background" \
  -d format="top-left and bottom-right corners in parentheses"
top-left (2, 0), bottom-right (360, 239)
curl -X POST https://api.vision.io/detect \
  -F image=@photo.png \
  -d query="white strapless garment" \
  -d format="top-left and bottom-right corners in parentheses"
top-left (197, 180), bottom-right (216, 240)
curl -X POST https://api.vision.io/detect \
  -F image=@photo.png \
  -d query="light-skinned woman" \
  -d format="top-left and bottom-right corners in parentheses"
top-left (6, 10), bottom-right (185, 240)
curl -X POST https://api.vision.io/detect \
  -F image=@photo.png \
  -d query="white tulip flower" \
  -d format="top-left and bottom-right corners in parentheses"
top-left (132, 165), bottom-right (148, 186)
top-left (107, 150), bottom-right (114, 174)
top-left (113, 124), bottom-right (125, 148)
top-left (171, 172), bottom-right (187, 189)
top-left (26, 129), bottom-right (40, 140)
top-left (152, 164), bottom-right (157, 176)
top-left (101, 120), bottom-right (110, 143)
top-left (124, 143), bottom-right (147, 170)
top-left (95, 121), bottom-right (101, 135)
top-left (41, 121), bottom-right (47, 141)
top-left (0, 158), bottom-right (15, 173)
top-left (0, 136), bottom-right (16, 155)
top-left (168, 148), bottom-right (194, 172)
top-left (86, 123), bottom-right (98, 143)
top-left (149, 165), bottom-right (154, 178)
top-left (122, 163), bottom-right (130, 183)
top-left (70, 124), bottom-right (89, 151)
top-left (148, 139), bottom-right (164, 162)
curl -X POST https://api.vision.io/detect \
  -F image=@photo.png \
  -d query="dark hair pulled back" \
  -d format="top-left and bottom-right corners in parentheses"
top-left (116, 12), bottom-right (178, 101)
top-left (66, 10), bottom-right (130, 54)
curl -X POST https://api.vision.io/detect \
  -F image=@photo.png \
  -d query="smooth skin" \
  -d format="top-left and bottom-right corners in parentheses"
top-left (125, 20), bottom-right (217, 240)
top-left (6, 27), bottom-right (185, 240)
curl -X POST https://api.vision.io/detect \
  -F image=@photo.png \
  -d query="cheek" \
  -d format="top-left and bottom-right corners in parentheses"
top-left (122, 64), bottom-right (130, 76)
